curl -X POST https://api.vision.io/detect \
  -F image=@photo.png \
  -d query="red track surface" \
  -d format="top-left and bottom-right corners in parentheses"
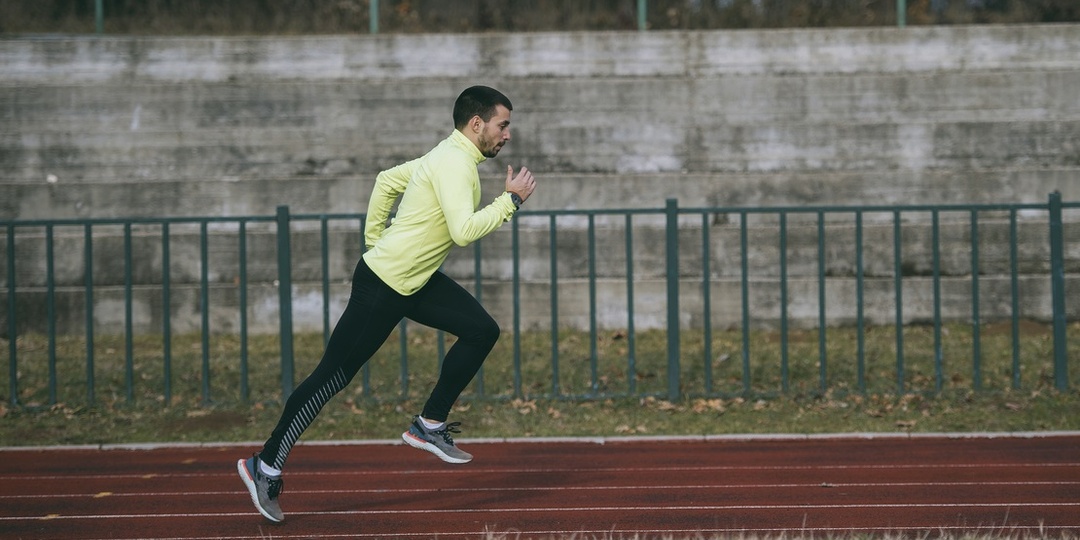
top-left (2, 434), bottom-right (1079, 539)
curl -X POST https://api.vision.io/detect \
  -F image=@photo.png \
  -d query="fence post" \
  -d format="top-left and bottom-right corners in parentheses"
top-left (6, 225), bottom-right (17, 406)
top-left (276, 206), bottom-right (296, 400)
top-left (84, 224), bottom-right (95, 404)
top-left (370, 0), bottom-right (379, 34)
top-left (665, 198), bottom-right (681, 401)
top-left (1048, 191), bottom-right (1068, 390)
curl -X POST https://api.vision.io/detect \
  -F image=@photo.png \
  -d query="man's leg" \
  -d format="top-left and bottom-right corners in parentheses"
top-left (240, 258), bottom-right (405, 520)
top-left (400, 271), bottom-right (500, 463)
top-left (259, 258), bottom-right (406, 469)
top-left (409, 271), bottom-right (500, 422)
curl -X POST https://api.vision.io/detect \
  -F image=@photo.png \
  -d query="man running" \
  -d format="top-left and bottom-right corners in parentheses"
top-left (238, 85), bottom-right (536, 522)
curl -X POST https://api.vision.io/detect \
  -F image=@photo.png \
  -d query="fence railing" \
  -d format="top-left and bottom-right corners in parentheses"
top-left (2, 193), bottom-right (1076, 407)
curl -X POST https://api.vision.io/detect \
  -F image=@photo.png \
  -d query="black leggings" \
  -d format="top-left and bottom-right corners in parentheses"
top-left (259, 257), bottom-right (499, 470)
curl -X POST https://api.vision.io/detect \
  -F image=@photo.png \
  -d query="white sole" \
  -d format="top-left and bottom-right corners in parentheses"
top-left (236, 459), bottom-right (284, 523)
top-left (401, 431), bottom-right (472, 464)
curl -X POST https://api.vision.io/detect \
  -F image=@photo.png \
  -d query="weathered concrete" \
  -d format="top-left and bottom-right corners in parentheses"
top-left (2, 25), bottom-right (1078, 334)
top-left (3, 25), bottom-right (1080, 217)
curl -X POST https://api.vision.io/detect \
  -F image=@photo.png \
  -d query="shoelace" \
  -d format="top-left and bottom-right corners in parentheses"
top-left (266, 476), bottom-right (283, 499)
top-left (434, 422), bottom-right (463, 446)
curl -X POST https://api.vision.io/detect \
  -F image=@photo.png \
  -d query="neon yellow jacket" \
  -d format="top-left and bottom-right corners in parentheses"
top-left (362, 130), bottom-right (518, 295)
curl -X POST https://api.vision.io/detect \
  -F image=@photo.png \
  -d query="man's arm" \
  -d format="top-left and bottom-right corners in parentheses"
top-left (364, 158), bottom-right (419, 250)
top-left (436, 160), bottom-right (519, 247)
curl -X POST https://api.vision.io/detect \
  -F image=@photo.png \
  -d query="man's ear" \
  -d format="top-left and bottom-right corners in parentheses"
top-left (471, 115), bottom-right (484, 133)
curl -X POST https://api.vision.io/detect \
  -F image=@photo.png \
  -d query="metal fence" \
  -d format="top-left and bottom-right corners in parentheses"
top-left (2, 193), bottom-right (1076, 407)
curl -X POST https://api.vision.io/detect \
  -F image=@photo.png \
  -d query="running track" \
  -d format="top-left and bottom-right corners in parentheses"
top-left (2, 433), bottom-right (1079, 539)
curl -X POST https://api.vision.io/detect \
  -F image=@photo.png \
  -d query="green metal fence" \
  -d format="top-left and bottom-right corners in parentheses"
top-left (2, 193), bottom-right (1076, 407)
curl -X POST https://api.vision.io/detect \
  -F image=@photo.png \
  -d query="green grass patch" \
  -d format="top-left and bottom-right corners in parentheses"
top-left (2, 321), bottom-right (1078, 447)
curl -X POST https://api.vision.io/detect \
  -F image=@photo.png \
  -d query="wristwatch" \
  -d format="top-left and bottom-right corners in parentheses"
top-left (509, 192), bottom-right (523, 209)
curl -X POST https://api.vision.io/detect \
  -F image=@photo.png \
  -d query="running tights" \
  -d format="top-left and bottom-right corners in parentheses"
top-left (259, 257), bottom-right (499, 470)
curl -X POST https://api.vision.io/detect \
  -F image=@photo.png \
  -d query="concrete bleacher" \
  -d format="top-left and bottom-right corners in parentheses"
top-left (1, 24), bottom-right (1078, 334)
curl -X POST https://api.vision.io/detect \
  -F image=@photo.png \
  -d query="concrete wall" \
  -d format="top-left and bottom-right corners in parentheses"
top-left (2, 25), bottom-right (1078, 334)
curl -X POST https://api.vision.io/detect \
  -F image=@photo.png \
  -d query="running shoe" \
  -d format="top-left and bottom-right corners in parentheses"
top-left (401, 416), bottom-right (473, 464)
top-left (236, 456), bottom-right (285, 522)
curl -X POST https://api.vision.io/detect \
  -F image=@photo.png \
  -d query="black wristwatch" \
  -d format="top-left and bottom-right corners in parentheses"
top-left (509, 192), bottom-right (523, 209)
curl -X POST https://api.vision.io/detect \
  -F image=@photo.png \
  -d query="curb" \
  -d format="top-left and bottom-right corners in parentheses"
top-left (3, 430), bottom-right (1080, 452)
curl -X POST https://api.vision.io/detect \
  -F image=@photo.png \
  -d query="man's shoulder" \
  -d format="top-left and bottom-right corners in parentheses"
top-left (424, 135), bottom-right (479, 168)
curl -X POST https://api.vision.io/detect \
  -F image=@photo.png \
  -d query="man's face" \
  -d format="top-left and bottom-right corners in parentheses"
top-left (475, 105), bottom-right (512, 158)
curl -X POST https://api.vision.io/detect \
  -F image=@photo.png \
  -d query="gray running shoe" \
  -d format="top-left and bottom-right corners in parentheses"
top-left (401, 417), bottom-right (473, 464)
top-left (237, 456), bottom-right (285, 522)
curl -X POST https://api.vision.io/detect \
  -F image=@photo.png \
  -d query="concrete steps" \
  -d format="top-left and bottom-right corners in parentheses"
top-left (3, 25), bottom-right (1078, 335)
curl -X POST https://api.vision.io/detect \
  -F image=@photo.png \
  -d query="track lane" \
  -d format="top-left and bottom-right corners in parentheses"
top-left (2, 434), bottom-right (1077, 539)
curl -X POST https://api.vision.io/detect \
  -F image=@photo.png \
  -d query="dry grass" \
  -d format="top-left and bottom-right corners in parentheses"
top-left (2, 0), bottom-right (1078, 36)
top-left (2, 322), bottom-right (1078, 447)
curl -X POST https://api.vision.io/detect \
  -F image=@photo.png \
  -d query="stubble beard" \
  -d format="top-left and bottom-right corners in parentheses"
top-left (479, 132), bottom-right (504, 158)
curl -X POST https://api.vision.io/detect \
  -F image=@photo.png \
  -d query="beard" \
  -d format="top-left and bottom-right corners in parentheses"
top-left (478, 132), bottom-right (504, 158)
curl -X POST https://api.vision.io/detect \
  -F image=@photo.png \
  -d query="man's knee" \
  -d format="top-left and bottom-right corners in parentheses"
top-left (477, 317), bottom-right (501, 347)
top-left (459, 313), bottom-right (500, 348)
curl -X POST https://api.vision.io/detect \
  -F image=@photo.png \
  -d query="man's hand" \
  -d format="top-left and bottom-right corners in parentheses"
top-left (505, 166), bottom-right (536, 202)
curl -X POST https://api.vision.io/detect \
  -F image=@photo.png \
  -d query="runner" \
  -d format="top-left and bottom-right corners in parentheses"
top-left (238, 85), bottom-right (536, 522)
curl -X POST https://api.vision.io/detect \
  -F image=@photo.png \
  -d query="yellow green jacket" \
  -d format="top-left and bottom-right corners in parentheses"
top-left (362, 130), bottom-right (518, 295)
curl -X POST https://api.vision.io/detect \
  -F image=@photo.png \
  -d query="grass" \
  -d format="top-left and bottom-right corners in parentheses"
top-left (2, 321), bottom-right (1078, 447)
top-left (3, 0), bottom-right (1078, 36)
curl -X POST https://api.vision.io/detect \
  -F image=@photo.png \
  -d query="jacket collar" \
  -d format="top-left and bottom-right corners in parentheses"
top-left (449, 129), bottom-right (486, 165)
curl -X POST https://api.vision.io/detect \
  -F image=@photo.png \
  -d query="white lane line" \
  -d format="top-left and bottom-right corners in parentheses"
top-left (2, 461), bottom-right (1078, 481)
top-left (2, 480), bottom-right (1078, 500)
top-left (3, 501), bottom-right (1079, 521)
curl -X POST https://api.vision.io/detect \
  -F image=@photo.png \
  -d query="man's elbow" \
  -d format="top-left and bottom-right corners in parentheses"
top-left (448, 228), bottom-right (476, 247)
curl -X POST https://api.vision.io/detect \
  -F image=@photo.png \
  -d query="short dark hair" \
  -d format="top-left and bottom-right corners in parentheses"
top-left (453, 86), bottom-right (513, 129)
